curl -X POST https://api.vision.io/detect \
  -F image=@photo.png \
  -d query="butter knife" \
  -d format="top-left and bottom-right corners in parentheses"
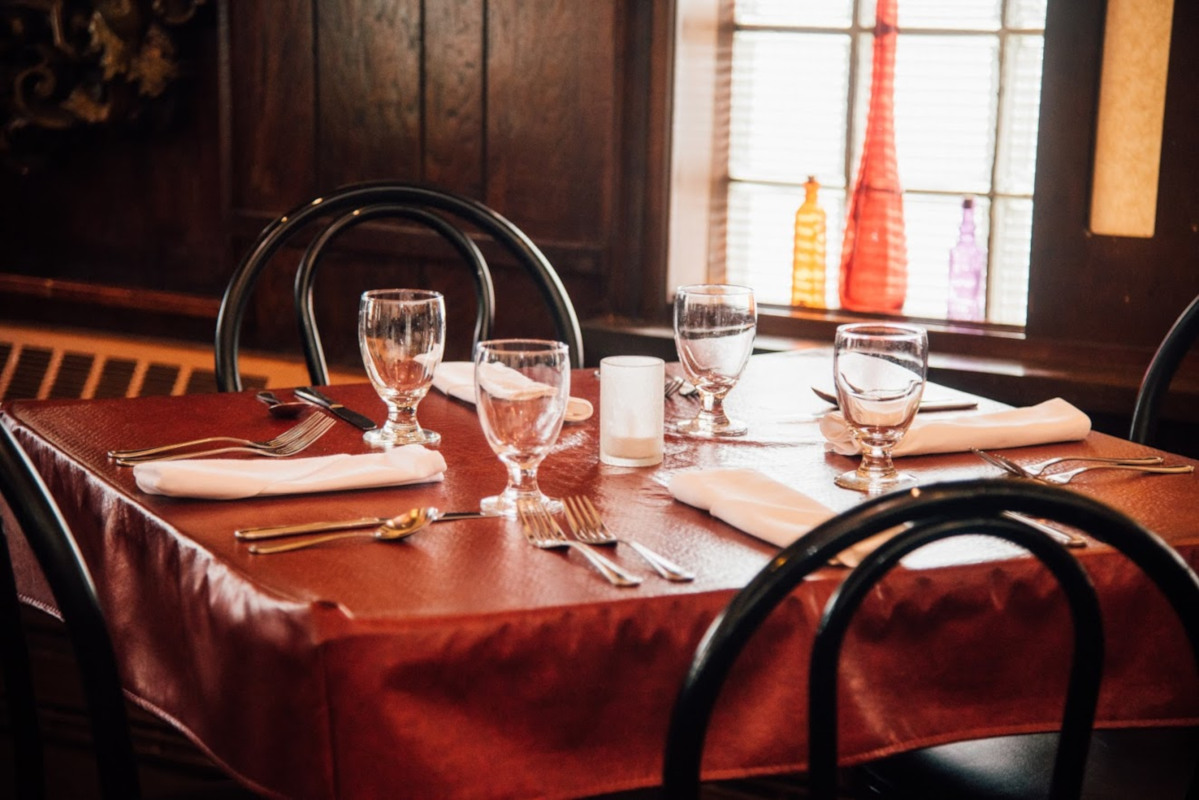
top-left (294, 386), bottom-right (378, 431)
top-left (811, 385), bottom-right (978, 413)
top-left (235, 509), bottom-right (490, 540)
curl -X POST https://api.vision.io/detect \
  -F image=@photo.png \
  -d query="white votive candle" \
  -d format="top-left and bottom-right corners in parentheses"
top-left (600, 355), bottom-right (665, 467)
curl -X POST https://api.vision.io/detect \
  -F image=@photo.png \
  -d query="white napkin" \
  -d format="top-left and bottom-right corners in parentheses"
top-left (669, 468), bottom-right (836, 548)
top-left (432, 361), bottom-right (593, 422)
top-left (133, 446), bottom-right (447, 500)
top-left (820, 397), bottom-right (1091, 457)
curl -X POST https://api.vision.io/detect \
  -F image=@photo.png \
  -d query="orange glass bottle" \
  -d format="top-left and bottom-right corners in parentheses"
top-left (791, 176), bottom-right (827, 308)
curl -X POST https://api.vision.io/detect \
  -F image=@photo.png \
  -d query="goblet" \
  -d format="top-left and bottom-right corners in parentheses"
top-left (358, 289), bottom-right (445, 447)
top-left (832, 323), bottom-right (928, 493)
top-left (474, 339), bottom-right (571, 517)
top-left (672, 284), bottom-right (757, 437)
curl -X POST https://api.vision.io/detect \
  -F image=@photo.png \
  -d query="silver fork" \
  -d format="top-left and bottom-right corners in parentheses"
top-left (516, 499), bottom-right (641, 587)
top-left (975, 449), bottom-right (1193, 484)
top-left (112, 415), bottom-right (336, 465)
top-left (562, 495), bottom-right (694, 581)
top-left (1035, 462), bottom-right (1193, 485)
top-left (108, 412), bottom-right (332, 460)
top-left (971, 448), bottom-right (1163, 478)
top-left (664, 376), bottom-right (685, 399)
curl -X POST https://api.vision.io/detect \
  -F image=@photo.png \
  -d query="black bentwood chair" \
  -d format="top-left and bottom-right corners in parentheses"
top-left (0, 426), bottom-right (258, 799)
top-left (1129, 294), bottom-right (1199, 448)
top-left (213, 181), bottom-right (585, 392)
top-left (662, 480), bottom-right (1199, 800)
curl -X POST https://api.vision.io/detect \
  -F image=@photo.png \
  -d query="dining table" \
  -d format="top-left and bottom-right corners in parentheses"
top-left (2, 348), bottom-right (1197, 800)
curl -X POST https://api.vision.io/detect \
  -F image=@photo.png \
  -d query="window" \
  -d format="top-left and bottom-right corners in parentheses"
top-left (724, 0), bottom-right (1047, 326)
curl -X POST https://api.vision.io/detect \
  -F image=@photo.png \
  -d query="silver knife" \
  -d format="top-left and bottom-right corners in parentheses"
top-left (235, 510), bottom-right (490, 540)
top-left (811, 385), bottom-right (978, 412)
top-left (294, 386), bottom-right (378, 431)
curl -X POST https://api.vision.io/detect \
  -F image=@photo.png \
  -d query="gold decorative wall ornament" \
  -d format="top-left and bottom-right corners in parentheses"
top-left (1, 0), bottom-right (207, 169)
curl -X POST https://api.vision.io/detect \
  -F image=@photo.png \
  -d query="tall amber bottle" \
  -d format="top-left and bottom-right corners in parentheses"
top-left (791, 176), bottom-right (827, 308)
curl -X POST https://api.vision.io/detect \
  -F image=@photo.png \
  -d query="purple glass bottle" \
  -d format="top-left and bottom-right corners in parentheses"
top-left (947, 197), bottom-right (986, 322)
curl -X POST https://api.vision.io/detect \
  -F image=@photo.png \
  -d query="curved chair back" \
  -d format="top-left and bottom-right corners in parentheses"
top-left (662, 479), bottom-right (1199, 800)
top-left (0, 425), bottom-right (141, 799)
top-left (214, 182), bottom-right (585, 392)
top-left (1130, 294), bottom-right (1199, 446)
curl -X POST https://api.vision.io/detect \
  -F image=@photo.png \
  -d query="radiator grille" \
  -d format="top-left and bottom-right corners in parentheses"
top-left (0, 325), bottom-right (354, 402)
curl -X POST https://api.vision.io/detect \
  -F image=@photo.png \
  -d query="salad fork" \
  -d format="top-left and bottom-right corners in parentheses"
top-left (562, 495), bottom-right (694, 581)
top-left (516, 499), bottom-right (641, 587)
top-left (109, 411), bottom-right (332, 460)
top-left (112, 415), bottom-right (335, 465)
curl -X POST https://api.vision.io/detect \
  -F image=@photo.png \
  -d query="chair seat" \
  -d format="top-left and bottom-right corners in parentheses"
top-left (856, 727), bottom-right (1199, 799)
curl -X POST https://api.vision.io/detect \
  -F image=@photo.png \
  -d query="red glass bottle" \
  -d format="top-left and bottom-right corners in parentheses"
top-left (838, 0), bottom-right (908, 313)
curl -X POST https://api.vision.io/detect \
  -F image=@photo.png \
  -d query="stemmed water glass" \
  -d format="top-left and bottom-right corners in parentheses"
top-left (672, 284), bottom-right (757, 437)
top-left (832, 323), bottom-right (928, 493)
top-left (474, 339), bottom-right (571, 517)
top-left (358, 289), bottom-right (445, 447)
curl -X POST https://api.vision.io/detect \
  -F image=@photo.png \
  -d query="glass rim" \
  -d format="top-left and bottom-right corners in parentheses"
top-left (674, 283), bottom-right (755, 297)
top-left (835, 322), bottom-right (927, 339)
top-left (600, 355), bottom-right (664, 369)
top-left (360, 288), bottom-right (445, 302)
top-left (474, 338), bottom-right (569, 355)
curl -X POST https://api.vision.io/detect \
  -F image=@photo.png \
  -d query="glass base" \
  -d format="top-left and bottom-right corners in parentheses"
top-left (480, 488), bottom-right (562, 518)
top-left (834, 468), bottom-right (917, 494)
top-left (363, 426), bottom-right (441, 448)
top-left (673, 416), bottom-right (747, 438)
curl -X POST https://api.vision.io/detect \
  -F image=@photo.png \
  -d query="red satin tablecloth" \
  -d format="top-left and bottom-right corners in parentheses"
top-left (3, 351), bottom-right (1197, 799)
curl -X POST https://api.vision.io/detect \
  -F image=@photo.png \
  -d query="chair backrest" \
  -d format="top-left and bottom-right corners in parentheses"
top-left (0, 425), bottom-right (141, 799)
top-left (214, 181), bottom-right (585, 392)
top-left (1130, 294), bottom-right (1199, 446)
top-left (662, 479), bottom-right (1199, 800)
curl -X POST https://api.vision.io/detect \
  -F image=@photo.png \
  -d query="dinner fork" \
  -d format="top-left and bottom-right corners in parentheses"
top-left (976, 449), bottom-right (1192, 484)
top-left (971, 448), bottom-right (1163, 478)
top-left (664, 375), bottom-right (685, 399)
top-left (108, 412), bottom-right (332, 460)
top-left (112, 415), bottom-right (335, 465)
top-left (562, 495), bottom-right (694, 581)
top-left (516, 499), bottom-right (641, 587)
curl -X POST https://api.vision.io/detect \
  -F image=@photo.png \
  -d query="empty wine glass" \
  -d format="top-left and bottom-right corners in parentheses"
top-left (672, 284), bottom-right (757, 437)
top-left (474, 339), bottom-right (571, 517)
top-left (833, 323), bottom-right (928, 493)
top-left (359, 289), bottom-right (445, 447)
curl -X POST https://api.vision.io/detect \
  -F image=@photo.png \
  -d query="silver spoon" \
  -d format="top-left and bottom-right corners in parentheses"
top-left (249, 508), bottom-right (436, 554)
top-left (256, 390), bottom-right (309, 419)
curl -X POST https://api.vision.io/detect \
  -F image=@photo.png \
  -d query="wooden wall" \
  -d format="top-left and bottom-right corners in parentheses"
top-left (0, 0), bottom-right (672, 367)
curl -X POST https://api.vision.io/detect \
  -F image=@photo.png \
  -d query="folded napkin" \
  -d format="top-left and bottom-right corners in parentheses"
top-left (432, 361), bottom-right (593, 422)
top-left (669, 468), bottom-right (836, 548)
top-left (820, 397), bottom-right (1091, 457)
top-left (133, 446), bottom-right (447, 500)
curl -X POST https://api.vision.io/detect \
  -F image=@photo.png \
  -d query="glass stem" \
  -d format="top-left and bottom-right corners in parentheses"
top-left (857, 442), bottom-right (897, 481)
top-left (698, 393), bottom-right (731, 427)
top-left (507, 463), bottom-right (540, 496)
top-left (385, 403), bottom-right (420, 435)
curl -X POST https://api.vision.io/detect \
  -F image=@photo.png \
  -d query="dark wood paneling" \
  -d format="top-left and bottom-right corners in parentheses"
top-left (228, 0), bottom-right (317, 210)
top-left (485, 0), bottom-right (617, 245)
top-left (423, 0), bottom-right (486, 193)
top-left (316, 0), bottom-right (424, 186)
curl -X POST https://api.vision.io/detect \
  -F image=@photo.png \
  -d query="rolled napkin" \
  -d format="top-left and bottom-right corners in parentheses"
top-left (432, 361), bottom-right (593, 422)
top-left (133, 446), bottom-right (447, 500)
top-left (669, 467), bottom-right (836, 548)
top-left (820, 397), bottom-right (1091, 457)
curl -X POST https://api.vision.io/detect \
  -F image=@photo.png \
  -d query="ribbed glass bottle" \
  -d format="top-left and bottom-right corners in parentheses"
top-left (791, 176), bottom-right (827, 308)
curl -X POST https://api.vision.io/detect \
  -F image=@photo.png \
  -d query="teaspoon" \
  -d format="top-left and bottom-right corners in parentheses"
top-left (256, 390), bottom-right (309, 419)
top-left (249, 508), bottom-right (435, 554)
